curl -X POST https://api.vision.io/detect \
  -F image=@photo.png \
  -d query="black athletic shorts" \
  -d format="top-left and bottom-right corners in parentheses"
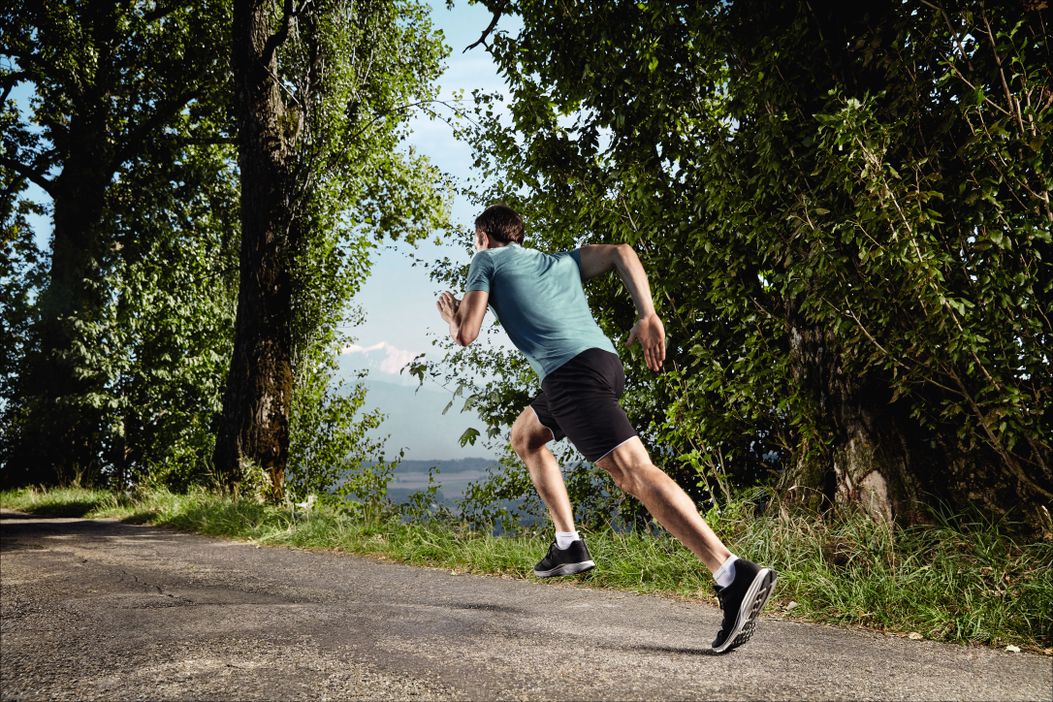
top-left (529, 348), bottom-right (638, 462)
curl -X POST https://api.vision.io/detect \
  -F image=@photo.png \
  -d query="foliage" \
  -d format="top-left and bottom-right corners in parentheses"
top-left (286, 344), bottom-right (395, 512)
top-left (216, 0), bottom-right (454, 495)
top-left (279, 0), bottom-right (454, 354)
top-left (0, 196), bottom-right (45, 413)
top-left (98, 140), bottom-right (241, 490)
top-left (427, 0), bottom-right (1053, 528)
top-left (730, 500), bottom-right (1053, 649)
top-left (458, 448), bottom-right (545, 533)
top-left (0, 0), bottom-right (231, 189)
top-left (0, 0), bottom-right (235, 486)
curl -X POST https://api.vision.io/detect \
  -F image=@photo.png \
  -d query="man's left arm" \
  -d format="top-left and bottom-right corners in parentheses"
top-left (578, 244), bottom-right (666, 372)
top-left (437, 290), bottom-right (488, 346)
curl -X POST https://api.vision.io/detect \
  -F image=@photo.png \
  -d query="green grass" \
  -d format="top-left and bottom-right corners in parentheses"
top-left (2, 486), bottom-right (1050, 652)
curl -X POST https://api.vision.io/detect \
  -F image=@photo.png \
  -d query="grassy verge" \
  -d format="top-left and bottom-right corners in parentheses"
top-left (2, 486), bottom-right (1049, 653)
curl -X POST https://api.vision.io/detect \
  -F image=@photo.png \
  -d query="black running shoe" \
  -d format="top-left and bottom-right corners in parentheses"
top-left (711, 558), bottom-right (777, 653)
top-left (532, 539), bottom-right (596, 578)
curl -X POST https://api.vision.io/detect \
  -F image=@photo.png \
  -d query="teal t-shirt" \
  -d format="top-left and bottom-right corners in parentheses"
top-left (465, 243), bottom-right (617, 381)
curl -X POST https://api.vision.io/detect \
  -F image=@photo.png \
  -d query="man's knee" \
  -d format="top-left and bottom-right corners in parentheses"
top-left (608, 464), bottom-right (643, 496)
top-left (510, 411), bottom-right (544, 457)
top-left (510, 425), bottom-right (531, 457)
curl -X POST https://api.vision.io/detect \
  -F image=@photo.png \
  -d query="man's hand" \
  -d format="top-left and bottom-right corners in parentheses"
top-left (626, 312), bottom-right (666, 372)
top-left (437, 290), bottom-right (488, 346)
top-left (436, 291), bottom-right (460, 323)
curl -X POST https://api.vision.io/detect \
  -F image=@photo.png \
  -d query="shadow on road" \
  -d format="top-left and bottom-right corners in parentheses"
top-left (616, 642), bottom-right (719, 657)
top-left (0, 511), bottom-right (179, 552)
top-left (0, 499), bottom-right (107, 517)
top-left (445, 601), bottom-right (527, 615)
top-left (0, 511), bottom-right (42, 519)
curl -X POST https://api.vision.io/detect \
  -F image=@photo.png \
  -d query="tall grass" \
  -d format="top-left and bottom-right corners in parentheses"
top-left (2, 486), bottom-right (1049, 651)
top-left (721, 503), bottom-right (1052, 648)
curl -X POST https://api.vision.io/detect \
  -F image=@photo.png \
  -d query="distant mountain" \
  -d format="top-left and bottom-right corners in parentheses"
top-left (396, 457), bottom-right (499, 474)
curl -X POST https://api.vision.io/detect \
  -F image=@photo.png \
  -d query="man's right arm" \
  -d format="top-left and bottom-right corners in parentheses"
top-left (578, 244), bottom-right (666, 371)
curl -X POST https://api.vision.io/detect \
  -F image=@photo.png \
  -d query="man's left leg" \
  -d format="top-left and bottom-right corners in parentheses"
top-left (597, 437), bottom-right (776, 652)
top-left (511, 408), bottom-right (574, 532)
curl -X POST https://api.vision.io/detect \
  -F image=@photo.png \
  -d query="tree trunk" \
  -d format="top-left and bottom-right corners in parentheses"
top-left (777, 322), bottom-right (929, 525)
top-left (213, 0), bottom-right (296, 499)
top-left (4, 103), bottom-right (113, 488)
top-left (775, 320), bottom-right (1053, 532)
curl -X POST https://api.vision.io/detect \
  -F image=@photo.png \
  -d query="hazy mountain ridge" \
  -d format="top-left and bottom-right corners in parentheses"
top-left (394, 457), bottom-right (499, 475)
top-left (385, 456), bottom-right (505, 501)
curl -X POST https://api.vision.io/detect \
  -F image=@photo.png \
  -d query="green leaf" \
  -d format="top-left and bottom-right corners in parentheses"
top-left (458, 427), bottom-right (481, 447)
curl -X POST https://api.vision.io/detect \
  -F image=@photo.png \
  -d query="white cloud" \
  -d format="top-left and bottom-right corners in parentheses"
top-left (341, 341), bottom-right (418, 375)
top-left (341, 341), bottom-right (386, 354)
top-left (379, 346), bottom-right (418, 374)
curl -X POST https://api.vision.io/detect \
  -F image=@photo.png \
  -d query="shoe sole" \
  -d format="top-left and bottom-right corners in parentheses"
top-left (712, 568), bottom-right (777, 654)
top-left (533, 560), bottom-right (596, 578)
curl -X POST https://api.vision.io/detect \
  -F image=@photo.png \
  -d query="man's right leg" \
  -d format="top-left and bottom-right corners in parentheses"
top-left (596, 437), bottom-right (731, 571)
top-left (511, 407), bottom-right (595, 577)
top-left (597, 437), bottom-right (776, 652)
top-left (511, 407), bottom-right (574, 532)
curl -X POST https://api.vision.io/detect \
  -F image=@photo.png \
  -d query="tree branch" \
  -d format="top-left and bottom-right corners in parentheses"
top-left (0, 49), bottom-right (50, 89)
top-left (0, 153), bottom-right (55, 197)
top-left (346, 99), bottom-right (473, 143)
top-left (143, 1), bottom-right (193, 23)
top-left (0, 71), bottom-right (29, 103)
top-left (263, 0), bottom-right (297, 66)
top-left (463, 5), bottom-right (504, 53)
top-left (175, 136), bottom-right (238, 146)
top-left (110, 87), bottom-right (200, 168)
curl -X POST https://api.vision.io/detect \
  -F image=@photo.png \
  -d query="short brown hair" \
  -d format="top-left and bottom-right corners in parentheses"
top-left (474, 204), bottom-right (524, 244)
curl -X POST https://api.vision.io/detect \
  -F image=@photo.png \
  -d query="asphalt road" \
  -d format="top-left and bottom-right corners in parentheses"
top-left (1, 510), bottom-right (1050, 701)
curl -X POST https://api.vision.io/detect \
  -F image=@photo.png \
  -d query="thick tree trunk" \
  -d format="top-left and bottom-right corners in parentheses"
top-left (3, 104), bottom-right (113, 488)
top-left (213, 0), bottom-right (295, 499)
top-left (776, 321), bottom-right (1053, 532)
top-left (777, 323), bottom-right (929, 524)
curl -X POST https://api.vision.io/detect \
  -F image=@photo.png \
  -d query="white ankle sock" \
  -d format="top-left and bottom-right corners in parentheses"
top-left (555, 530), bottom-right (580, 549)
top-left (714, 555), bottom-right (739, 588)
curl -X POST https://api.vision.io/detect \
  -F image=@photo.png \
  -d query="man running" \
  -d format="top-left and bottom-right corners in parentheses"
top-left (436, 204), bottom-right (776, 653)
